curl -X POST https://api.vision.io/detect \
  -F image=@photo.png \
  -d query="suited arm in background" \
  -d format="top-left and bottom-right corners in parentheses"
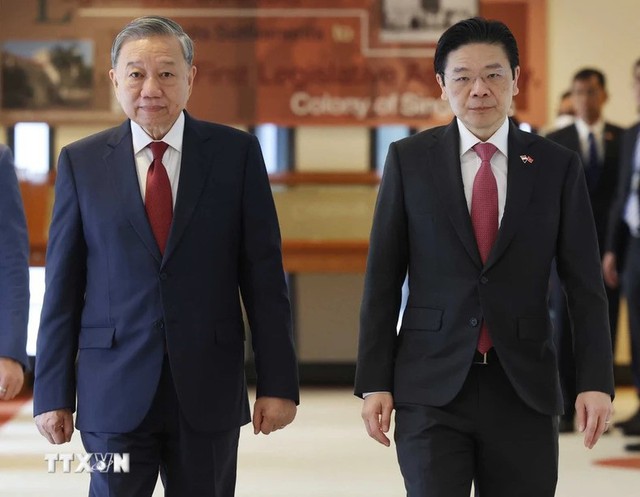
top-left (0, 145), bottom-right (30, 400)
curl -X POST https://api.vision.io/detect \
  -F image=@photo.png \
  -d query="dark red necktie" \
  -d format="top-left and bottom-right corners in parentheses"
top-left (145, 141), bottom-right (172, 255)
top-left (471, 142), bottom-right (498, 354)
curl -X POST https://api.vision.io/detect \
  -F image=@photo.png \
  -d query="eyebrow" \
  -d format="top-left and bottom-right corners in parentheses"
top-left (124, 60), bottom-right (177, 69)
top-left (449, 63), bottom-right (505, 74)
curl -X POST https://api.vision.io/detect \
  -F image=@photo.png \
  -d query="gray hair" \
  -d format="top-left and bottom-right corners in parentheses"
top-left (111, 16), bottom-right (194, 68)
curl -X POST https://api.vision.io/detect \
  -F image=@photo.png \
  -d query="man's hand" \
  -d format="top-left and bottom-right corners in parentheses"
top-left (602, 252), bottom-right (618, 288)
top-left (0, 357), bottom-right (24, 400)
top-left (361, 393), bottom-right (394, 447)
top-left (35, 409), bottom-right (74, 445)
top-left (575, 391), bottom-right (613, 449)
top-left (252, 397), bottom-right (296, 435)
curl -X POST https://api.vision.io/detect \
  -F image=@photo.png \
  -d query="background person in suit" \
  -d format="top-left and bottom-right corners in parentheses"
top-left (546, 68), bottom-right (623, 432)
top-left (356, 17), bottom-right (613, 497)
top-left (603, 57), bottom-right (640, 446)
top-left (0, 144), bottom-right (29, 401)
top-left (33, 16), bottom-right (298, 497)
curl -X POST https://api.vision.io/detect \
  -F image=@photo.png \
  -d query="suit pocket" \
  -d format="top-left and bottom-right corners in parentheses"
top-left (215, 319), bottom-right (245, 345)
top-left (78, 327), bottom-right (116, 349)
top-left (400, 307), bottom-right (443, 332)
top-left (517, 317), bottom-right (550, 342)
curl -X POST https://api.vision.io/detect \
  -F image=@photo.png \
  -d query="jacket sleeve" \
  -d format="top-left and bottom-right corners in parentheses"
top-left (239, 135), bottom-right (299, 404)
top-left (0, 146), bottom-right (29, 368)
top-left (33, 148), bottom-right (86, 416)
top-left (556, 151), bottom-right (615, 397)
top-left (354, 142), bottom-right (409, 397)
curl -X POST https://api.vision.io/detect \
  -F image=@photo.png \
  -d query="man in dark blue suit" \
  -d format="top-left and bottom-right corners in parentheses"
top-left (34, 16), bottom-right (298, 497)
top-left (0, 144), bottom-right (29, 401)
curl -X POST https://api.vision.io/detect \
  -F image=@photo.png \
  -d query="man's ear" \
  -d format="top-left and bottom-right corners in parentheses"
top-left (109, 69), bottom-right (118, 89)
top-left (436, 73), bottom-right (448, 101)
top-left (512, 66), bottom-right (521, 97)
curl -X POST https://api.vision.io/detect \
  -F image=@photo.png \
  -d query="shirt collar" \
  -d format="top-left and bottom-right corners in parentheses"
top-left (575, 117), bottom-right (604, 138)
top-left (131, 111), bottom-right (185, 154)
top-left (457, 117), bottom-right (509, 158)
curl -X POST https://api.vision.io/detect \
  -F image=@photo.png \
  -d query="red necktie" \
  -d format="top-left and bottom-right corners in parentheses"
top-left (145, 141), bottom-right (172, 255)
top-left (471, 142), bottom-right (498, 354)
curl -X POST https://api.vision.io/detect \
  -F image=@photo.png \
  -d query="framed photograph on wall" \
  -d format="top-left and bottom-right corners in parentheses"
top-left (379, 0), bottom-right (479, 43)
top-left (1, 40), bottom-right (93, 110)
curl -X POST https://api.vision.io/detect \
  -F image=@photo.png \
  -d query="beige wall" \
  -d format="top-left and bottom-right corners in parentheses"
top-left (548, 0), bottom-right (640, 128)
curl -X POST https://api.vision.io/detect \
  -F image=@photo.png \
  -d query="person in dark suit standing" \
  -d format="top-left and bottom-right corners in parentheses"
top-left (0, 144), bottom-right (29, 401)
top-left (33, 16), bottom-right (298, 497)
top-left (603, 57), bottom-right (640, 446)
top-left (546, 68), bottom-right (623, 432)
top-left (356, 17), bottom-right (614, 497)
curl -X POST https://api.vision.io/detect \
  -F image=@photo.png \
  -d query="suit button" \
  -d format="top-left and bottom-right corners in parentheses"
top-left (158, 321), bottom-right (165, 329)
top-left (480, 276), bottom-right (489, 284)
top-left (159, 273), bottom-right (168, 281)
top-left (469, 318), bottom-right (479, 327)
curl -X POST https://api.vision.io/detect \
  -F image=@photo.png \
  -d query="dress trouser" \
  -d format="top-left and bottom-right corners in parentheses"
top-left (394, 350), bottom-right (558, 497)
top-left (81, 357), bottom-right (240, 497)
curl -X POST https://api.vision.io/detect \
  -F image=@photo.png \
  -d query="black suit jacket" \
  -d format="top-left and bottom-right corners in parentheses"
top-left (34, 113), bottom-right (299, 433)
top-left (606, 123), bottom-right (639, 256)
top-left (546, 122), bottom-right (623, 255)
top-left (355, 120), bottom-right (614, 415)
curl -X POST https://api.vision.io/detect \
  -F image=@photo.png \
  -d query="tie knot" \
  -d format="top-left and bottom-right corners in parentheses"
top-left (473, 142), bottom-right (498, 162)
top-left (149, 141), bottom-right (169, 161)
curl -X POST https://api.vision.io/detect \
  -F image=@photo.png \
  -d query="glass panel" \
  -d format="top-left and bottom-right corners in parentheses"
top-left (13, 122), bottom-right (50, 176)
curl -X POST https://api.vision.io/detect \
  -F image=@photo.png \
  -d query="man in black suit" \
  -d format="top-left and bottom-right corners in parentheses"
top-left (34, 16), bottom-right (298, 497)
top-left (546, 68), bottom-right (623, 432)
top-left (603, 57), bottom-right (640, 446)
top-left (356, 17), bottom-right (613, 497)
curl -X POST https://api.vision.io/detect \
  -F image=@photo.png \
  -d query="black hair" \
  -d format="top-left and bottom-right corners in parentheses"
top-left (573, 68), bottom-right (606, 89)
top-left (434, 17), bottom-right (519, 83)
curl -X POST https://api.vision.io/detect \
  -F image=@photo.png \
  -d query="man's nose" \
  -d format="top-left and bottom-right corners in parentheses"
top-left (141, 77), bottom-right (162, 96)
top-left (470, 76), bottom-right (490, 96)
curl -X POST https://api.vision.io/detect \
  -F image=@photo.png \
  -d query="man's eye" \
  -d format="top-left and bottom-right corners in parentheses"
top-left (160, 72), bottom-right (174, 78)
top-left (128, 72), bottom-right (142, 78)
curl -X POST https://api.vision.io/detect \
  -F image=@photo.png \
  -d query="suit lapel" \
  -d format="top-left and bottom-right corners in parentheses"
top-left (427, 120), bottom-right (483, 268)
top-left (485, 123), bottom-right (537, 270)
top-left (105, 121), bottom-right (162, 263)
top-left (162, 114), bottom-right (211, 265)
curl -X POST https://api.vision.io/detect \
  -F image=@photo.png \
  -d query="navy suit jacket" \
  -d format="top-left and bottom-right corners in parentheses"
top-left (34, 114), bottom-right (299, 433)
top-left (0, 145), bottom-right (29, 368)
top-left (355, 120), bottom-right (614, 415)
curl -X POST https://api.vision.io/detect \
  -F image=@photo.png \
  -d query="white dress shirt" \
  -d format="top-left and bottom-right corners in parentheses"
top-left (131, 111), bottom-right (185, 208)
top-left (457, 117), bottom-right (509, 225)
top-left (623, 129), bottom-right (640, 236)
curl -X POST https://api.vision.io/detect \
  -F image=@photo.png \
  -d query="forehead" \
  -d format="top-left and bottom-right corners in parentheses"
top-left (572, 75), bottom-right (603, 90)
top-left (444, 42), bottom-right (510, 72)
top-left (118, 35), bottom-right (184, 65)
